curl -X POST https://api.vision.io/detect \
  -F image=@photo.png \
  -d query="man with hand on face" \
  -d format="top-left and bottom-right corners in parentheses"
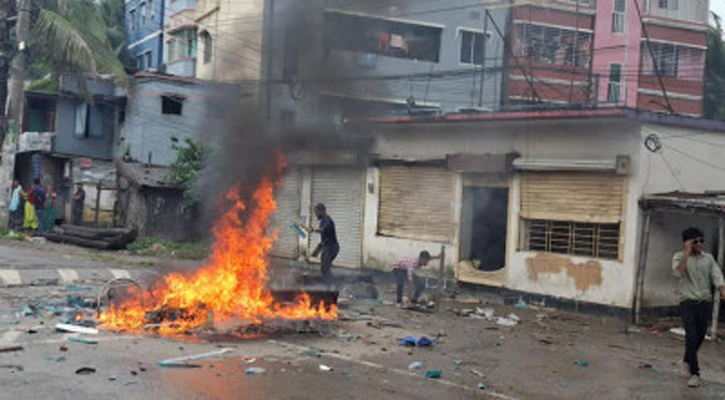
top-left (673, 227), bottom-right (725, 388)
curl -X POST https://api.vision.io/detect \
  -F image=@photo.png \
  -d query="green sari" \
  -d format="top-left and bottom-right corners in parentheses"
top-left (44, 191), bottom-right (57, 231)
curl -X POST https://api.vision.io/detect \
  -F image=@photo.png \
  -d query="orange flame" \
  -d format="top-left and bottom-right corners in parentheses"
top-left (100, 160), bottom-right (337, 334)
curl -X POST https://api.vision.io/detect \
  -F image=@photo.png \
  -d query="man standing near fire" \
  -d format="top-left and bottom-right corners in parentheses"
top-left (301, 203), bottom-right (339, 287)
top-left (673, 227), bottom-right (725, 388)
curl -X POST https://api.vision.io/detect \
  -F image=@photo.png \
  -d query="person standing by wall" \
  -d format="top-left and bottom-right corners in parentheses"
top-left (673, 227), bottom-right (725, 388)
top-left (23, 185), bottom-right (38, 232)
top-left (8, 181), bottom-right (23, 230)
top-left (72, 183), bottom-right (86, 226)
top-left (44, 185), bottom-right (57, 232)
top-left (32, 179), bottom-right (46, 232)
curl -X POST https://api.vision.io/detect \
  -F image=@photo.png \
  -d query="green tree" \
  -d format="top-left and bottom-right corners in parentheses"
top-left (28, 0), bottom-right (128, 85)
top-left (704, 13), bottom-right (725, 120)
top-left (167, 137), bottom-right (204, 209)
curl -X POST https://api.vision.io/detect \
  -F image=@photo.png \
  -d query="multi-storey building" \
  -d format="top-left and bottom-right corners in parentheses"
top-left (163, 0), bottom-right (198, 77)
top-left (126, 0), bottom-right (165, 71)
top-left (509, 0), bottom-right (709, 116)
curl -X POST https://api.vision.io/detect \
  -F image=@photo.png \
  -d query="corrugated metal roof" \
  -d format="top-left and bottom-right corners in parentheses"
top-left (640, 192), bottom-right (725, 215)
top-left (114, 159), bottom-right (181, 189)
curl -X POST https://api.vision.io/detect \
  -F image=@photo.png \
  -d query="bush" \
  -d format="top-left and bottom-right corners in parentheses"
top-left (127, 236), bottom-right (209, 259)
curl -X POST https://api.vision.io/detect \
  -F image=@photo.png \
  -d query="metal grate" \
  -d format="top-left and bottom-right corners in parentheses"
top-left (525, 219), bottom-right (620, 259)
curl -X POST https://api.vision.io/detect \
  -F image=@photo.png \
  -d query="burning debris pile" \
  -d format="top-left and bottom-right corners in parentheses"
top-left (99, 169), bottom-right (337, 335)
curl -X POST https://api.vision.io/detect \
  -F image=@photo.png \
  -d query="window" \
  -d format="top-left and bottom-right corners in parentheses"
top-left (658, 0), bottom-right (678, 10)
top-left (140, 2), bottom-right (146, 26)
top-left (74, 102), bottom-right (88, 138)
top-left (129, 9), bottom-right (136, 33)
top-left (515, 24), bottom-right (592, 67)
top-left (137, 55), bottom-right (144, 70)
top-left (642, 42), bottom-right (678, 78)
top-left (523, 219), bottom-right (621, 259)
top-left (324, 11), bottom-right (443, 63)
top-left (185, 30), bottom-right (197, 58)
top-left (161, 95), bottom-right (184, 115)
top-left (459, 30), bottom-right (489, 65)
top-left (167, 39), bottom-right (177, 60)
top-left (201, 32), bottom-right (212, 64)
top-left (612, 0), bottom-right (625, 33)
top-left (607, 63), bottom-right (622, 102)
top-left (144, 51), bottom-right (153, 69)
top-left (149, 0), bottom-right (155, 20)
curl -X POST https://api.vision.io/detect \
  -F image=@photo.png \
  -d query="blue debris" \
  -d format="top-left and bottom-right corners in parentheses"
top-left (574, 360), bottom-right (589, 367)
top-left (478, 382), bottom-right (486, 390)
top-left (21, 305), bottom-right (34, 317)
top-left (400, 336), bottom-right (418, 347)
top-left (64, 284), bottom-right (92, 292)
top-left (416, 337), bottom-right (434, 347)
top-left (245, 367), bottom-right (267, 375)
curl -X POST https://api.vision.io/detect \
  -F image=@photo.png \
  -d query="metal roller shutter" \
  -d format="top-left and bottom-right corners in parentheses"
top-left (269, 170), bottom-right (301, 259)
top-left (311, 168), bottom-right (364, 268)
top-left (378, 165), bottom-right (455, 242)
top-left (520, 172), bottom-right (626, 223)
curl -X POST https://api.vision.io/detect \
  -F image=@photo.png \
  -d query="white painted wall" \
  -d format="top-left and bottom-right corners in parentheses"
top-left (364, 116), bottom-right (643, 307)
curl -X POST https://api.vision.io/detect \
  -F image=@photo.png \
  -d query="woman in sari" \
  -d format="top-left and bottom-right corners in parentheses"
top-left (23, 187), bottom-right (38, 231)
top-left (44, 186), bottom-right (57, 232)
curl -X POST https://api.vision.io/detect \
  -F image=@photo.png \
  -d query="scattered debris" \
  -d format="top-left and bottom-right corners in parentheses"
top-left (55, 323), bottom-right (98, 335)
top-left (496, 317), bottom-right (518, 327)
top-left (514, 297), bottom-right (528, 309)
top-left (108, 376), bottom-right (117, 381)
top-left (408, 362), bottom-right (423, 371)
top-left (0, 346), bottom-right (23, 353)
top-left (453, 359), bottom-right (463, 366)
top-left (470, 368), bottom-right (485, 378)
top-left (75, 367), bottom-right (97, 375)
top-left (64, 284), bottom-right (92, 292)
top-left (560, 381), bottom-right (568, 388)
top-left (626, 326), bottom-right (642, 334)
top-left (478, 382), bottom-right (487, 390)
top-left (669, 327), bottom-right (686, 337)
top-left (638, 363), bottom-right (661, 372)
top-left (301, 348), bottom-right (321, 358)
top-left (21, 305), bottom-right (34, 317)
top-left (245, 367), bottom-right (267, 375)
top-left (574, 360), bottom-right (589, 367)
top-left (59, 346), bottom-right (68, 352)
top-left (400, 336), bottom-right (435, 347)
top-left (158, 348), bottom-right (233, 367)
top-left (124, 380), bottom-right (137, 386)
top-left (0, 364), bottom-right (24, 372)
top-left (243, 358), bottom-right (257, 365)
top-left (67, 337), bottom-right (98, 345)
top-left (319, 364), bottom-right (333, 372)
top-left (424, 370), bottom-right (442, 379)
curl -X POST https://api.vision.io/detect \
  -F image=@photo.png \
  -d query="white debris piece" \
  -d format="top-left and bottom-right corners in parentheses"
top-left (55, 323), bottom-right (98, 335)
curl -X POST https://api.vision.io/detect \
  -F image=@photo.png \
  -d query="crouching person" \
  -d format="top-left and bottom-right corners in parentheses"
top-left (392, 251), bottom-right (441, 307)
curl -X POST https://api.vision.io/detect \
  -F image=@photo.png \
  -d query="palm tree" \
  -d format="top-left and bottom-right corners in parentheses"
top-left (30, 0), bottom-right (129, 86)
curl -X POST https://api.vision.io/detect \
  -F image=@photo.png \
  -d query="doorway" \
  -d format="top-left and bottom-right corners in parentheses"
top-left (459, 186), bottom-right (508, 284)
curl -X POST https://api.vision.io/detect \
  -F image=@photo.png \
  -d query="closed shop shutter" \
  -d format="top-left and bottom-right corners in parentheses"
top-left (520, 172), bottom-right (626, 223)
top-left (311, 168), bottom-right (364, 268)
top-left (268, 170), bottom-right (302, 259)
top-left (378, 166), bottom-right (455, 242)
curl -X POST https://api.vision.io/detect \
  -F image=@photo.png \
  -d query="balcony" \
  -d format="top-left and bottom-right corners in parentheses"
top-left (643, 0), bottom-right (709, 26)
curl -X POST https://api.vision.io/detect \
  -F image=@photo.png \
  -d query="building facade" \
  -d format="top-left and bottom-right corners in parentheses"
top-left (163, 0), bottom-right (198, 77)
top-left (126, 0), bottom-right (165, 71)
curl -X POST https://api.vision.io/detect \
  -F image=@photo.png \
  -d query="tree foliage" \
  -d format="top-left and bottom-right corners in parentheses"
top-left (167, 137), bottom-right (204, 209)
top-left (704, 13), bottom-right (725, 120)
top-left (29, 0), bottom-right (128, 85)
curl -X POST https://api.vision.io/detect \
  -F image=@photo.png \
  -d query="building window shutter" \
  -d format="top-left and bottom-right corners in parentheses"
top-left (378, 165), bottom-right (455, 242)
top-left (520, 172), bottom-right (626, 224)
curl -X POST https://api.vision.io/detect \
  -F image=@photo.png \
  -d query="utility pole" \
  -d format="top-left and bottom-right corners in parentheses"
top-left (0, 0), bottom-right (30, 225)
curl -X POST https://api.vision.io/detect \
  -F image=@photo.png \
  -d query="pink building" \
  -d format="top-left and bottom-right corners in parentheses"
top-left (508, 0), bottom-right (709, 116)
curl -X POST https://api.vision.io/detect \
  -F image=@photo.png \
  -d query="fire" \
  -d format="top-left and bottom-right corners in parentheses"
top-left (100, 165), bottom-right (337, 334)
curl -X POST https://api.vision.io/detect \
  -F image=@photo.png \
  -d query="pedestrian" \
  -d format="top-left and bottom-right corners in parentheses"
top-left (8, 180), bottom-right (23, 230)
top-left (32, 179), bottom-right (46, 232)
top-left (22, 187), bottom-right (38, 231)
top-left (673, 227), bottom-right (725, 388)
top-left (392, 250), bottom-right (441, 307)
top-left (72, 183), bottom-right (86, 226)
top-left (301, 203), bottom-right (339, 287)
top-left (44, 185), bottom-right (57, 232)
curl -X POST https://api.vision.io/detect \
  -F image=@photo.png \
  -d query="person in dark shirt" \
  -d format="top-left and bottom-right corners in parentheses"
top-left (72, 183), bottom-right (86, 226)
top-left (303, 203), bottom-right (339, 287)
top-left (32, 179), bottom-right (46, 232)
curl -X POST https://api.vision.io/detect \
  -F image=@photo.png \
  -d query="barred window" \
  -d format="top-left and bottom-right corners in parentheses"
top-left (523, 219), bottom-right (620, 259)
